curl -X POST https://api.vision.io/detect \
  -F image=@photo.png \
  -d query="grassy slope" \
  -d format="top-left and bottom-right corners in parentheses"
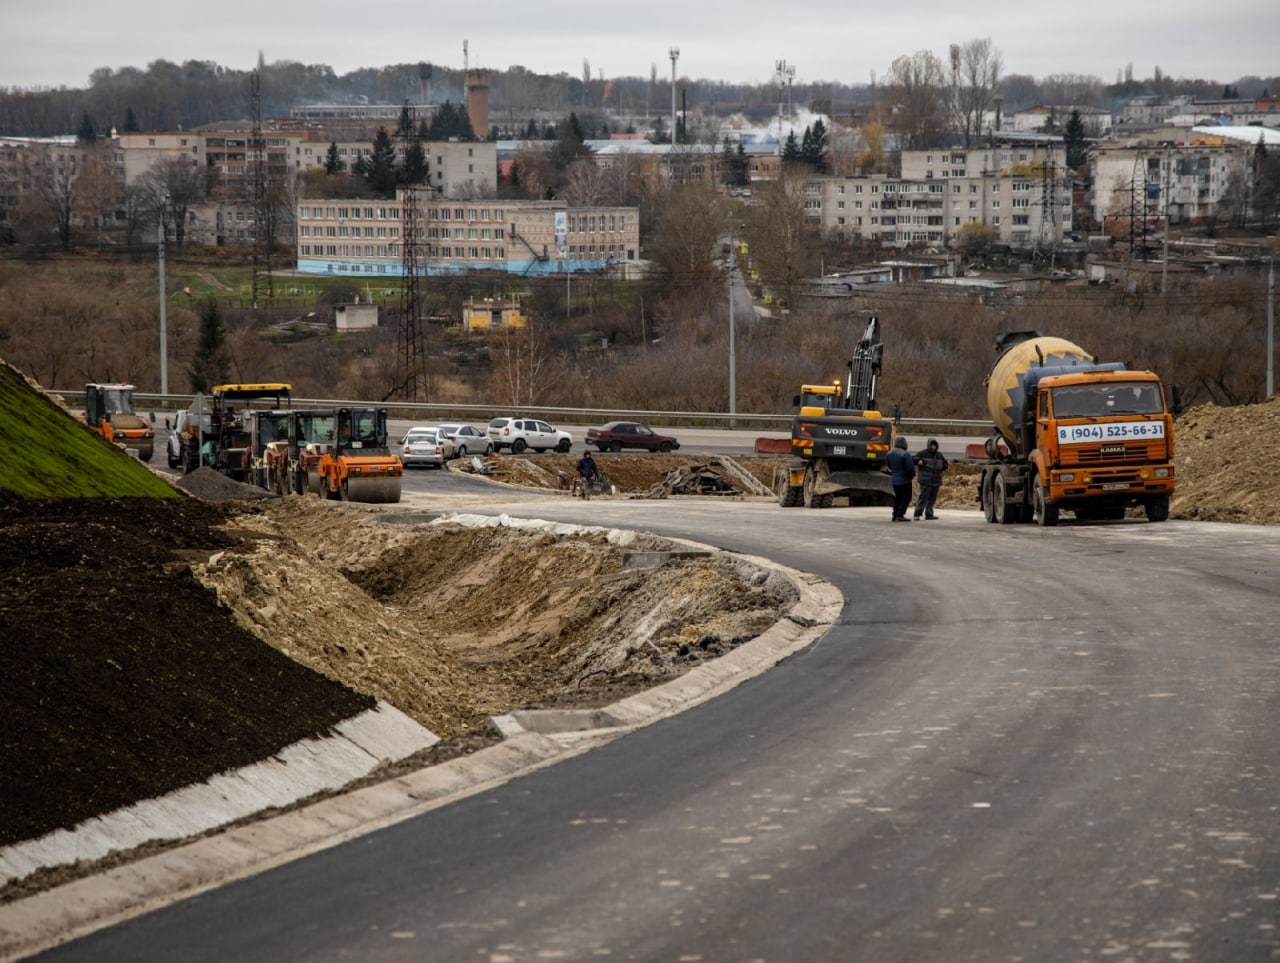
top-left (0, 361), bottom-right (179, 499)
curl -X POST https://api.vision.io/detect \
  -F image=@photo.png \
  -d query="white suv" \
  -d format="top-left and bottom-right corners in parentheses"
top-left (487, 416), bottom-right (573, 454)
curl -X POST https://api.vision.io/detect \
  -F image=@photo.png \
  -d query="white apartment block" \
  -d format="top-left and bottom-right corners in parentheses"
top-left (295, 194), bottom-right (639, 277)
top-left (809, 143), bottom-right (1071, 250)
top-left (1090, 142), bottom-right (1248, 228)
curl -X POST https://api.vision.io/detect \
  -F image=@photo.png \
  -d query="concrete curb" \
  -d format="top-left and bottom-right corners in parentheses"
top-left (0, 517), bottom-right (842, 962)
top-left (0, 703), bottom-right (435, 888)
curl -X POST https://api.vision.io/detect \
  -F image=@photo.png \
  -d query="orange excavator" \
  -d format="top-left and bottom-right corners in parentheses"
top-left (83, 383), bottom-right (155, 462)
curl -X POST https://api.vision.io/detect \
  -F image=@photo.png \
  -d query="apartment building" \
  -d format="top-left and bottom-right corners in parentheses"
top-left (1090, 142), bottom-right (1248, 228)
top-left (808, 142), bottom-right (1072, 250)
top-left (295, 194), bottom-right (639, 277)
top-left (300, 139), bottom-right (497, 198)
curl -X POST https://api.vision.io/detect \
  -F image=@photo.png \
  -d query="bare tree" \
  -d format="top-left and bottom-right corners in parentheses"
top-left (75, 145), bottom-right (119, 251)
top-left (22, 144), bottom-right (82, 248)
top-left (884, 51), bottom-right (947, 150)
top-left (138, 155), bottom-right (204, 249)
top-left (488, 320), bottom-right (561, 407)
top-left (647, 180), bottom-right (726, 291)
top-left (558, 159), bottom-right (611, 207)
top-left (951, 38), bottom-right (1002, 147)
top-left (741, 168), bottom-right (820, 311)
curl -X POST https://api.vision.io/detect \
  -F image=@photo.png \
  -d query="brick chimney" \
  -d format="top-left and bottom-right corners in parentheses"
top-left (465, 69), bottom-right (491, 139)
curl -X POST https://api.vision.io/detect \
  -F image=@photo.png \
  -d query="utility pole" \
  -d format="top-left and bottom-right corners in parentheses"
top-left (669, 47), bottom-right (679, 147)
top-left (158, 193), bottom-right (168, 396)
top-left (1268, 254), bottom-right (1275, 399)
top-left (728, 240), bottom-right (737, 422)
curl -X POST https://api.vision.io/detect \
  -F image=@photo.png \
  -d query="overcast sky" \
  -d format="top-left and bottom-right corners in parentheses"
top-left (6, 1), bottom-right (1277, 92)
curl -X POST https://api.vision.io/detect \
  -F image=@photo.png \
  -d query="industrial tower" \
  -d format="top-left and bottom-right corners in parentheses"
top-left (395, 102), bottom-right (428, 401)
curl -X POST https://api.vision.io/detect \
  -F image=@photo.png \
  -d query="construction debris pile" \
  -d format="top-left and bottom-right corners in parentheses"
top-left (645, 462), bottom-right (748, 498)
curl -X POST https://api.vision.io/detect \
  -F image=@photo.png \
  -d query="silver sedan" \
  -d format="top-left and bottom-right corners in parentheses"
top-left (438, 423), bottom-right (494, 458)
top-left (397, 426), bottom-right (456, 469)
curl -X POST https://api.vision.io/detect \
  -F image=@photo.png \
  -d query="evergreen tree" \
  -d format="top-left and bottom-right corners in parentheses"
top-left (720, 138), bottom-right (736, 185)
top-left (77, 113), bottom-right (97, 144)
top-left (1064, 110), bottom-right (1089, 172)
top-left (733, 142), bottom-right (751, 186)
top-left (358, 127), bottom-right (399, 196)
top-left (324, 141), bottom-right (345, 175)
top-left (122, 107), bottom-right (140, 132)
top-left (427, 102), bottom-right (475, 141)
top-left (802, 119), bottom-right (829, 173)
top-left (782, 129), bottom-right (801, 164)
top-left (188, 299), bottom-right (229, 393)
top-left (402, 138), bottom-right (428, 185)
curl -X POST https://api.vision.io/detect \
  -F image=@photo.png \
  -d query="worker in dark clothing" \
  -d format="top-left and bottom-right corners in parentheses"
top-left (913, 438), bottom-right (949, 520)
top-left (886, 436), bottom-right (916, 522)
top-left (576, 450), bottom-right (599, 499)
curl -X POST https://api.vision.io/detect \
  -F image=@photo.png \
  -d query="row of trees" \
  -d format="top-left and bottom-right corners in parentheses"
top-left (2, 246), bottom-right (1273, 420)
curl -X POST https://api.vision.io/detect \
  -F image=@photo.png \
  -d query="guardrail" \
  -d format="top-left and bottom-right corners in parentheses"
top-left (53, 390), bottom-right (990, 436)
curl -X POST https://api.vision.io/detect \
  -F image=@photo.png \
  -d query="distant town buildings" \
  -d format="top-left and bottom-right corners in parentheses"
top-left (1, 83), bottom-right (1277, 260)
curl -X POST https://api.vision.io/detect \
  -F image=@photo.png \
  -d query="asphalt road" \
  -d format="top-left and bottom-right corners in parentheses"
top-left (35, 490), bottom-right (1280, 962)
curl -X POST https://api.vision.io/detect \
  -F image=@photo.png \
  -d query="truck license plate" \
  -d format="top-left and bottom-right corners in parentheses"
top-left (832, 445), bottom-right (847, 455)
top-left (1101, 482), bottom-right (1130, 491)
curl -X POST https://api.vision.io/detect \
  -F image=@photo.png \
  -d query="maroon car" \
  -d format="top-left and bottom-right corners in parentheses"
top-left (586, 421), bottom-right (681, 453)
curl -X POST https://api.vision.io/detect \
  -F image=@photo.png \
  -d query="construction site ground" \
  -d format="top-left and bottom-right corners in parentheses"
top-left (3, 395), bottom-right (1279, 905)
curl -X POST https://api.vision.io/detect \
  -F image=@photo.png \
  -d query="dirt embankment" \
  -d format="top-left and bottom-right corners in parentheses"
top-left (196, 498), bottom-right (798, 739)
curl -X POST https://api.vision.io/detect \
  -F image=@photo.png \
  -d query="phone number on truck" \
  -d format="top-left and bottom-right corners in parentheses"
top-left (1057, 421), bottom-right (1166, 443)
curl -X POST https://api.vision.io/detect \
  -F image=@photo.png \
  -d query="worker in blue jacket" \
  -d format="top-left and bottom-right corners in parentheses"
top-left (886, 436), bottom-right (916, 522)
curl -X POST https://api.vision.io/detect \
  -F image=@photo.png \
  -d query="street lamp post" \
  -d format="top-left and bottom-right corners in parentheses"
top-left (728, 241), bottom-right (736, 422)
top-left (158, 194), bottom-right (169, 396)
top-left (669, 47), bottom-right (679, 147)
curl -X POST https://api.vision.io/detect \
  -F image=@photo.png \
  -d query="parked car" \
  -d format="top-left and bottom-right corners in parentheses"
top-left (438, 423), bottom-right (494, 458)
top-left (586, 421), bottom-right (681, 453)
top-left (397, 426), bottom-right (455, 468)
top-left (165, 407), bottom-right (212, 469)
top-left (487, 416), bottom-right (573, 454)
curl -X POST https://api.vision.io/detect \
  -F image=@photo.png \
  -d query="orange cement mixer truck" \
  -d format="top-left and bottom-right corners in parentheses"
top-left (978, 331), bottom-right (1177, 526)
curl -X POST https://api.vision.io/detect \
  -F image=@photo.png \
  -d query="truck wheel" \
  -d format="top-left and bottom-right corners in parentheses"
top-left (1145, 494), bottom-right (1170, 522)
top-left (779, 485), bottom-right (802, 507)
top-left (993, 472), bottom-right (1016, 525)
top-left (1032, 476), bottom-right (1059, 527)
top-left (981, 473), bottom-right (997, 523)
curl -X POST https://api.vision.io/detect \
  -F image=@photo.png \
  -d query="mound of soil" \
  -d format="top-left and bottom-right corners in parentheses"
top-left (0, 492), bottom-right (796, 891)
top-left (0, 497), bottom-right (372, 849)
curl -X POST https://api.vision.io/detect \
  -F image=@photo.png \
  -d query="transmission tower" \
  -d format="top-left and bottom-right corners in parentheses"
top-left (1039, 146), bottom-right (1058, 262)
top-left (396, 103), bottom-right (428, 401)
top-left (249, 70), bottom-right (274, 309)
